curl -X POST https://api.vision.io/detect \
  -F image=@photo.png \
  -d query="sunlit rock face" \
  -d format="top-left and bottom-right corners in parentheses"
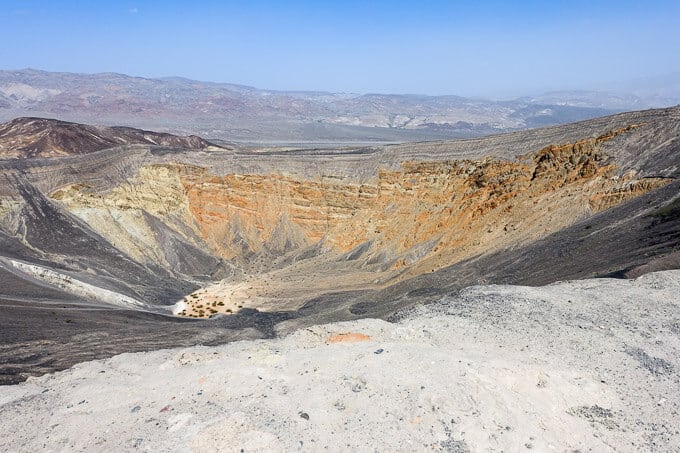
top-left (47, 125), bottom-right (671, 317)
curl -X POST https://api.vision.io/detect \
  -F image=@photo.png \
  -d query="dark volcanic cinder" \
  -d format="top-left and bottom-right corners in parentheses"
top-left (0, 117), bottom-right (224, 159)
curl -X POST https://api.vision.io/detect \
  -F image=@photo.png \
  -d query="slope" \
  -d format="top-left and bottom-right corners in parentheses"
top-left (0, 107), bottom-right (678, 383)
top-left (0, 117), bottom-right (225, 159)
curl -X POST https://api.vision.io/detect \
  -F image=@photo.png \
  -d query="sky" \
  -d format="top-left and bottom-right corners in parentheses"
top-left (2, 0), bottom-right (680, 97)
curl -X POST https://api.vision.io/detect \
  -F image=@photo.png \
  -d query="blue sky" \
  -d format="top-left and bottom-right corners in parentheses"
top-left (2, 1), bottom-right (680, 96)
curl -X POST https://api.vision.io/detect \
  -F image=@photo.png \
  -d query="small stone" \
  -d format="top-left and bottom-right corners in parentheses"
top-left (374, 348), bottom-right (384, 354)
top-left (299, 411), bottom-right (310, 420)
top-left (131, 405), bottom-right (141, 413)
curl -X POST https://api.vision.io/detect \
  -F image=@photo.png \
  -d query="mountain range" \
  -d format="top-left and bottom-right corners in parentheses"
top-left (2, 69), bottom-right (678, 143)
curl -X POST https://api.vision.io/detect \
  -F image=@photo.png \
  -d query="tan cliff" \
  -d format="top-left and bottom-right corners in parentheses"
top-left (51, 165), bottom-right (204, 268)
top-left (50, 126), bottom-right (671, 317)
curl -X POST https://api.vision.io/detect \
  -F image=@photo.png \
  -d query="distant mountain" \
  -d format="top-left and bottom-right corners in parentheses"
top-left (612, 72), bottom-right (680, 107)
top-left (0, 117), bottom-right (223, 159)
top-left (514, 90), bottom-right (649, 110)
top-left (0, 69), bottom-right (676, 143)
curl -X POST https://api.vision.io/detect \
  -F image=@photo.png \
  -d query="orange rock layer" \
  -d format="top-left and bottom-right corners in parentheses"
top-left (178, 127), bottom-right (670, 274)
top-left (45, 125), bottom-right (673, 318)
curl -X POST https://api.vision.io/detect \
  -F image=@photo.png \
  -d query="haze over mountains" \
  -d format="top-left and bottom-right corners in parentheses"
top-left (2, 69), bottom-right (679, 143)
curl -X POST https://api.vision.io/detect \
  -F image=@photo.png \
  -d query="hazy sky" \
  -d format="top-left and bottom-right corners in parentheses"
top-left (3, 0), bottom-right (680, 97)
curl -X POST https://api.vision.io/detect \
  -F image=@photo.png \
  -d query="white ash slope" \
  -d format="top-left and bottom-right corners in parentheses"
top-left (1, 271), bottom-right (679, 452)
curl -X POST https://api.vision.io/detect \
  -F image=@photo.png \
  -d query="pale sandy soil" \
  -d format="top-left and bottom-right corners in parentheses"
top-left (174, 256), bottom-right (393, 318)
top-left (1, 271), bottom-right (679, 452)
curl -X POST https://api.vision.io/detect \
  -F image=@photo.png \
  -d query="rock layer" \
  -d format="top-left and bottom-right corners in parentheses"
top-left (49, 126), bottom-right (671, 317)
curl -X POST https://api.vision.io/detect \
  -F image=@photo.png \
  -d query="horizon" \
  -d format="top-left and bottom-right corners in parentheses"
top-left (2, 1), bottom-right (680, 98)
top-left (5, 66), bottom-right (680, 102)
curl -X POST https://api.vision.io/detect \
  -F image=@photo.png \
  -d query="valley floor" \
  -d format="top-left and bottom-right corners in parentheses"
top-left (1, 271), bottom-right (679, 451)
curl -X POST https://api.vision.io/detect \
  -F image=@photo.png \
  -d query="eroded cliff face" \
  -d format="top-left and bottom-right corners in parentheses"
top-left (179, 127), bottom-right (669, 269)
top-left (180, 167), bottom-right (377, 258)
top-left (50, 126), bottom-right (672, 317)
top-left (51, 165), bottom-right (206, 270)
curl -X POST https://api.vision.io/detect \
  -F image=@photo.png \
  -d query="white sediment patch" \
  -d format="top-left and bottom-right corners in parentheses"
top-left (172, 299), bottom-right (187, 315)
top-left (6, 259), bottom-right (158, 311)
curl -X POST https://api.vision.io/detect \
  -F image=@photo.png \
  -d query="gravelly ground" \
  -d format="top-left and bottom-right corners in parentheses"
top-left (1, 270), bottom-right (678, 452)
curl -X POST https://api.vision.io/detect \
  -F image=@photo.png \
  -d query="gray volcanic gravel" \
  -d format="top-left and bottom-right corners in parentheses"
top-left (1, 271), bottom-right (679, 452)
